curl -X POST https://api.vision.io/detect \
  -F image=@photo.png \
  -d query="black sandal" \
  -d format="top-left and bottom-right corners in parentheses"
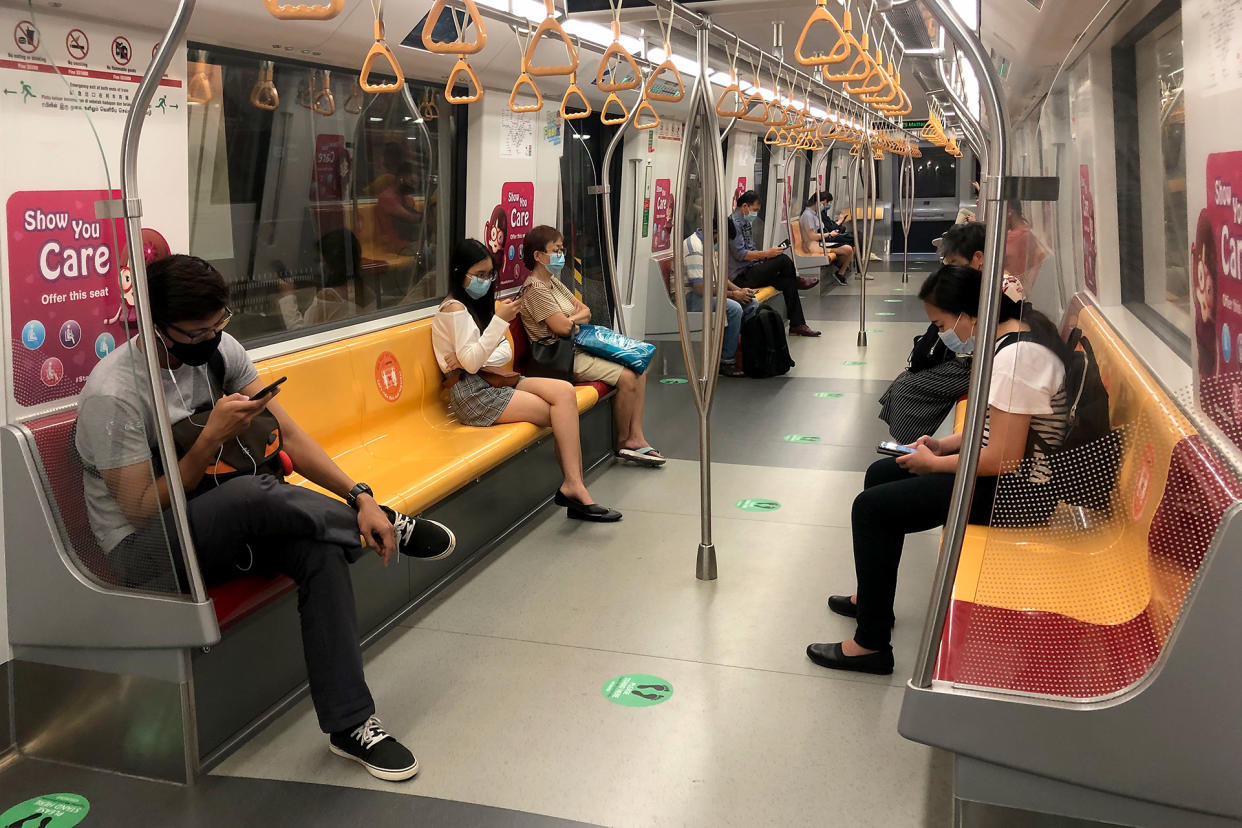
top-left (554, 490), bottom-right (622, 522)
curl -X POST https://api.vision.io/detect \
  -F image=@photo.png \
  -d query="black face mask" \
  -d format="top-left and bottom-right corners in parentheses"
top-left (161, 329), bottom-right (222, 367)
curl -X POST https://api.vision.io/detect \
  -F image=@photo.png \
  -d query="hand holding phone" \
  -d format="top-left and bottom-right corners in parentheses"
top-left (251, 376), bottom-right (287, 401)
top-left (876, 441), bottom-right (916, 458)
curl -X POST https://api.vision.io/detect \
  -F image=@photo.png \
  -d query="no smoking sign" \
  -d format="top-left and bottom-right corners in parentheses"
top-left (66, 29), bottom-right (88, 61)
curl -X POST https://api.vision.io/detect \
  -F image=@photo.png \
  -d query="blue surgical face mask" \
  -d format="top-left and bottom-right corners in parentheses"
top-left (744, 211), bottom-right (757, 225)
top-left (938, 313), bottom-right (975, 355)
top-left (465, 275), bottom-right (492, 299)
top-left (545, 252), bottom-right (566, 275)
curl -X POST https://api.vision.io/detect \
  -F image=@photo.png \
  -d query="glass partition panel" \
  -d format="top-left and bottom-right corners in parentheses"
top-left (186, 46), bottom-right (457, 348)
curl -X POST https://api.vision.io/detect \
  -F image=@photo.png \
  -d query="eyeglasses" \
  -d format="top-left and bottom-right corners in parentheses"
top-left (165, 307), bottom-right (233, 344)
top-left (467, 270), bottom-right (498, 282)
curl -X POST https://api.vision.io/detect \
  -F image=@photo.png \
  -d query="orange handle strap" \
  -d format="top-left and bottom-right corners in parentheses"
top-left (741, 92), bottom-right (769, 123)
top-left (344, 78), bottom-right (363, 113)
top-left (561, 75), bottom-right (591, 119)
top-left (446, 57), bottom-right (483, 104)
top-left (633, 97), bottom-right (660, 130)
top-left (524, 0), bottom-right (578, 78)
top-left (825, 30), bottom-right (870, 83)
top-left (600, 91), bottom-right (629, 125)
top-left (250, 65), bottom-right (279, 110)
top-left (509, 72), bottom-right (544, 113)
top-left (644, 58), bottom-right (685, 103)
top-left (795, 0), bottom-right (852, 67)
top-left (188, 69), bottom-right (212, 104)
top-left (849, 49), bottom-right (888, 95)
top-left (596, 21), bottom-right (641, 92)
top-left (312, 71), bottom-right (335, 114)
top-left (360, 20), bottom-right (405, 93)
top-left (716, 79), bottom-right (746, 118)
top-left (764, 101), bottom-right (786, 128)
top-left (264, 0), bottom-right (343, 20)
top-left (421, 89), bottom-right (440, 120)
top-left (422, 0), bottom-right (487, 55)
top-left (763, 126), bottom-right (781, 146)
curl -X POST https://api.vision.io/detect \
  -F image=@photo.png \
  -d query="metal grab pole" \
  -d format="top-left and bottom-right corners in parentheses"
top-left (111, 0), bottom-right (209, 604)
top-left (853, 120), bottom-right (878, 347)
top-left (599, 83), bottom-right (648, 334)
top-left (671, 15), bottom-right (729, 581)
top-left (911, 0), bottom-right (1010, 689)
top-left (812, 141), bottom-right (837, 270)
top-left (899, 152), bottom-right (914, 284)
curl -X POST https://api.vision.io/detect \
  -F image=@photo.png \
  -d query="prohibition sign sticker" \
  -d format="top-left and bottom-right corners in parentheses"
top-left (66, 28), bottom-right (88, 60)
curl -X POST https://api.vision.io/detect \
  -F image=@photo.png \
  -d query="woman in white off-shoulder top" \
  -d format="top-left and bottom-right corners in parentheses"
top-left (431, 239), bottom-right (620, 523)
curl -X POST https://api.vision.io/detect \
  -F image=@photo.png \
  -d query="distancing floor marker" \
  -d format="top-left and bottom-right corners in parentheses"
top-left (602, 674), bottom-right (673, 707)
top-left (0, 794), bottom-right (89, 827)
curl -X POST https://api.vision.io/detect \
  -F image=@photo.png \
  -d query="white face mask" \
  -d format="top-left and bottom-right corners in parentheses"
top-left (938, 313), bottom-right (976, 355)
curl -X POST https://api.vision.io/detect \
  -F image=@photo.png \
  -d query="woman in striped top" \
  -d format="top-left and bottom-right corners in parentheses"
top-left (808, 265), bottom-right (1070, 676)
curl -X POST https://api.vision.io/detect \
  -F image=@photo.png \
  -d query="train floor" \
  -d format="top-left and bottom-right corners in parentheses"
top-left (0, 262), bottom-right (972, 827)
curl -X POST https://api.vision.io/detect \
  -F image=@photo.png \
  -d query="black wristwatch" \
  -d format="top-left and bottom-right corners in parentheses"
top-left (346, 482), bottom-right (374, 510)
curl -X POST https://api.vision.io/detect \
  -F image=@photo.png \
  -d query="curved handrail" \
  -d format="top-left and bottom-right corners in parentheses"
top-left (446, 57), bottom-right (483, 104)
top-left (911, 0), bottom-right (1011, 690)
top-left (360, 19), bottom-right (405, 93)
top-left (795, 0), bottom-right (853, 66)
top-left (525, 0), bottom-right (578, 78)
top-left (264, 0), bottom-right (343, 20)
top-left (422, 0), bottom-right (487, 55)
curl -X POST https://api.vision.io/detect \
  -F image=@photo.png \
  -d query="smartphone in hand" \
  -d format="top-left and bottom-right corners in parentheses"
top-left (251, 376), bottom-right (287, 401)
top-left (877, 441), bottom-right (916, 458)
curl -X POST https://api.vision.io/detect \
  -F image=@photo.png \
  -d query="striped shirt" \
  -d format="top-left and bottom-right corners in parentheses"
top-left (518, 275), bottom-right (576, 344)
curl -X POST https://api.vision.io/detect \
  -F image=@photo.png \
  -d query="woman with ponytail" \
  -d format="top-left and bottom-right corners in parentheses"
top-left (432, 239), bottom-right (620, 522)
top-left (807, 265), bottom-right (1070, 675)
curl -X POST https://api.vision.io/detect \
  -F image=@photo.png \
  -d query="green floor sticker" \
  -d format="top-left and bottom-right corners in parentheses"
top-left (884, 298), bottom-right (902, 303)
top-left (0, 794), bottom-right (89, 828)
top-left (602, 674), bottom-right (673, 707)
top-left (875, 312), bottom-right (896, 317)
top-left (659, 378), bottom-right (688, 385)
top-left (867, 328), bottom-right (884, 333)
top-left (814, 392), bottom-right (845, 399)
top-left (843, 360), bottom-right (867, 366)
top-left (735, 498), bottom-right (781, 512)
top-left (784, 434), bottom-right (821, 444)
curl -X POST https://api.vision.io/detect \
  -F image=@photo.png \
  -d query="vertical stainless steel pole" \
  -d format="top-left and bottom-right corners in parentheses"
top-left (600, 84), bottom-right (648, 333)
top-left (112, 0), bottom-right (209, 604)
top-left (900, 152), bottom-right (914, 284)
top-left (911, 0), bottom-right (1010, 689)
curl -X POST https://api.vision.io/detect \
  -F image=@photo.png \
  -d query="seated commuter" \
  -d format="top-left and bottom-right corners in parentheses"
top-left (370, 162), bottom-right (424, 255)
top-left (518, 225), bottom-right (666, 467)
top-left (278, 229), bottom-right (377, 329)
top-left (808, 265), bottom-right (1070, 675)
top-left (683, 227), bottom-right (757, 377)
top-left (433, 240), bottom-right (621, 522)
top-left (730, 190), bottom-right (821, 338)
top-left (817, 192), bottom-right (856, 248)
top-left (1004, 203), bottom-right (1047, 279)
top-left (878, 223), bottom-right (983, 442)
top-left (76, 255), bottom-right (454, 781)
top-left (798, 193), bottom-right (855, 285)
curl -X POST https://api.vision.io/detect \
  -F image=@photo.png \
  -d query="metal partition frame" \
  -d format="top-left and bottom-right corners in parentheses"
top-left (910, 0), bottom-right (1010, 689)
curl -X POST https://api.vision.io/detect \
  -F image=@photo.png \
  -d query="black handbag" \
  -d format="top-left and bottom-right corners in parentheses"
top-left (527, 336), bottom-right (576, 382)
top-left (909, 322), bottom-right (959, 373)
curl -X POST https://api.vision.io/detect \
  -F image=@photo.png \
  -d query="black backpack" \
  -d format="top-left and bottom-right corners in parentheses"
top-left (995, 328), bottom-right (1118, 514)
top-left (909, 322), bottom-right (960, 373)
top-left (740, 305), bottom-right (795, 378)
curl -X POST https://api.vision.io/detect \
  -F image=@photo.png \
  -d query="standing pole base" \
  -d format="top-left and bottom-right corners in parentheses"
top-left (696, 544), bottom-right (718, 581)
top-left (857, 331), bottom-right (868, 347)
top-left (901, 272), bottom-right (910, 284)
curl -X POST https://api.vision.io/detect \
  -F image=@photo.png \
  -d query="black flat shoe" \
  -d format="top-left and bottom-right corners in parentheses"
top-left (554, 490), bottom-right (622, 523)
top-left (827, 595), bottom-right (858, 618)
top-left (805, 642), bottom-right (894, 675)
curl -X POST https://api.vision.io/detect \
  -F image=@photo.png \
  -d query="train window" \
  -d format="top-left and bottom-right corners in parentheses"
top-left (1114, 5), bottom-right (1190, 356)
top-left (185, 47), bottom-right (458, 349)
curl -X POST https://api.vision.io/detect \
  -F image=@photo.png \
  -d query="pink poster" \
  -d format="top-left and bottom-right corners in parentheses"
top-left (1194, 152), bottom-right (1242, 450)
top-left (7, 189), bottom-right (128, 407)
top-left (1080, 165), bottom-right (1099, 295)
top-left (312, 134), bottom-right (349, 202)
top-left (734, 176), bottom-right (747, 209)
top-left (487, 181), bottom-right (535, 291)
top-left (651, 178), bottom-right (673, 252)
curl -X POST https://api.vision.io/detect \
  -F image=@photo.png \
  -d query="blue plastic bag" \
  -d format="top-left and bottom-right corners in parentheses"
top-left (573, 325), bottom-right (656, 375)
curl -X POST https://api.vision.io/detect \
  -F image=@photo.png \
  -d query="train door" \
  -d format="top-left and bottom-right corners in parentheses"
top-left (560, 119), bottom-right (621, 326)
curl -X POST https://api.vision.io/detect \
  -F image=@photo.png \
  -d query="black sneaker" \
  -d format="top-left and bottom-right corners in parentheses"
top-left (380, 505), bottom-right (455, 561)
top-left (329, 716), bottom-right (419, 781)
top-left (834, 271), bottom-right (849, 286)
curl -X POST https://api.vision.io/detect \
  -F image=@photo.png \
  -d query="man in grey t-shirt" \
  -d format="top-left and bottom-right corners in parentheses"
top-left (75, 255), bottom-right (451, 782)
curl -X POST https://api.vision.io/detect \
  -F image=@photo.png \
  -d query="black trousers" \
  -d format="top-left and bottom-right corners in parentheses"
top-left (734, 256), bottom-right (806, 327)
top-left (112, 475), bottom-right (374, 734)
top-left (851, 458), bottom-right (997, 651)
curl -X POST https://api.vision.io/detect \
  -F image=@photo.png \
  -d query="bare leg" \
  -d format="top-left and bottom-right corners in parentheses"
top-left (836, 245), bottom-right (855, 274)
top-left (612, 370), bottom-right (637, 449)
top-left (495, 380), bottom-right (594, 503)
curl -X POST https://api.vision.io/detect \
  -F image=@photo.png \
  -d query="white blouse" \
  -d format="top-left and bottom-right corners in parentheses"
top-left (431, 304), bottom-right (513, 374)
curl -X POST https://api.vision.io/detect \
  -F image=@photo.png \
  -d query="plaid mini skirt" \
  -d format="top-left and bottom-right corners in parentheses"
top-left (449, 371), bottom-right (517, 427)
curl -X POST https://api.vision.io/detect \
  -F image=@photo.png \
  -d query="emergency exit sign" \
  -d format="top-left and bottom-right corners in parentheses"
top-left (902, 119), bottom-right (927, 130)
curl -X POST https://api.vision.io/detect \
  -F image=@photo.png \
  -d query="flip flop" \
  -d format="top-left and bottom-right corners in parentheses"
top-left (616, 446), bottom-right (667, 467)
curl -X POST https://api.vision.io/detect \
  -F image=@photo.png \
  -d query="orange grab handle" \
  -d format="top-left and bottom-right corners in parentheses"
top-left (421, 90), bottom-right (440, 120)
top-left (596, 22), bottom-right (641, 92)
top-left (445, 57), bottom-right (483, 104)
top-left (825, 30), bottom-right (870, 83)
top-left (312, 74), bottom-right (335, 115)
top-left (794, 0), bottom-right (852, 67)
top-left (741, 93), bottom-right (769, 123)
top-left (763, 126), bottom-right (781, 146)
top-left (716, 82), bottom-right (746, 118)
top-left (763, 102), bottom-right (786, 128)
top-left (509, 72), bottom-right (544, 113)
top-left (633, 98), bottom-right (661, 130)
top-left (360, 21), bottom-right (405, 93)
top-left (250, 77), bottom-right (279, 111)
top-left (263, 0), bottom-right (343, 20)
top-left (560, 77), bottom-right (591, 119)
top-left (600, 92), bottom-right (629, 125)
top-left (524, 15), bottom-right (579, 77)
top-left (644, 59), bottom-right (684, 103)
top-left (188, 70), bottom-right (212, 104)
top-left (422, 0), bottom-right (487, 55)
